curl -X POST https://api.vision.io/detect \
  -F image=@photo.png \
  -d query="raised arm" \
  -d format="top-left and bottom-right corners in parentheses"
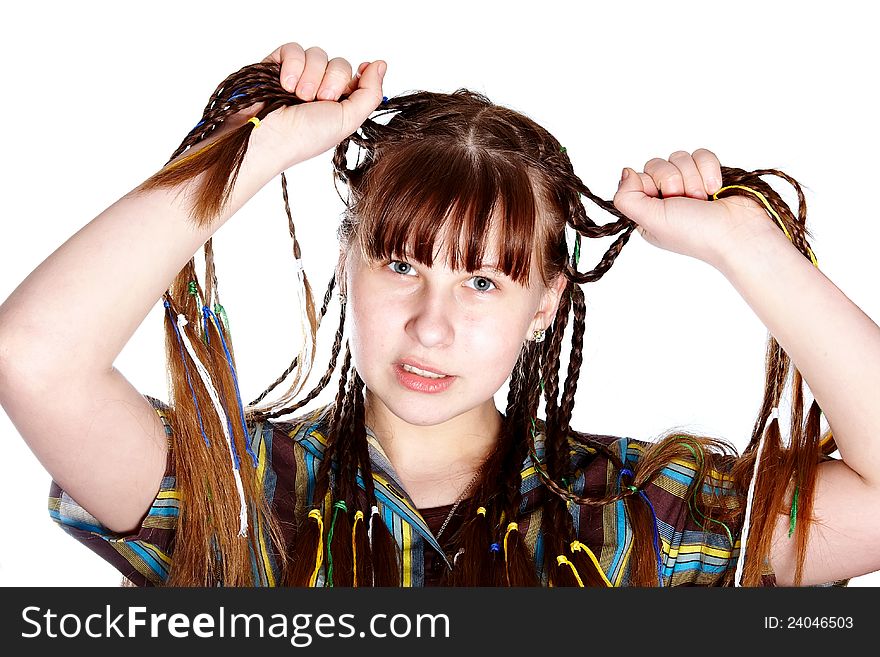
top-left (614, 149), bottom-right (880, 586)
top-left (0, 44), bottom-right (386, 533)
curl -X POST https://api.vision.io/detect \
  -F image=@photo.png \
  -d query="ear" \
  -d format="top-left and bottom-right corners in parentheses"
top-left (526, 274), bottom-right (569, 340)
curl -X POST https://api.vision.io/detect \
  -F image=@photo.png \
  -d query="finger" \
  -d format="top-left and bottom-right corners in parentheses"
top-left (637, 172), bottom-right (660, 198)
top-left (644, 157), bottom-right (684, 197)
top-left (264, 43), bottom-right (306, 92)
top-left (340, 62), bottom-right (370, 97)
top-left (668, 150), bottom-right (708, 200)
top-left (339, 60), bottom-right (387, 133)
top-left (296, 46), bottom-right (329, 101)
top-left (316, 57), bottom-right (354, 101)
top-left (693, 148), bottom-right (722, 195)
top-left (613, 167), bottom-right (664, 222)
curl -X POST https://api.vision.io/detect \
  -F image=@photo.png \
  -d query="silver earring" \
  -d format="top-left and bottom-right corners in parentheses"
top-left (532, 328), bottom-right (546, 343)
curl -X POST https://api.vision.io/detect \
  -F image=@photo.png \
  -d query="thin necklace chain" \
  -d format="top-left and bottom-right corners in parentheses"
top-left (435, 465), bottom-right (483, 541)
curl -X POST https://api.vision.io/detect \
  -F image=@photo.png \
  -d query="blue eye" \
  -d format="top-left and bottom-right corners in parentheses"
top-left (388, 260), bottom-right (416, 275)
top-left (466, 276), bottom-right (497, 293)
top-left (387, 260), bottom-right (497, 293)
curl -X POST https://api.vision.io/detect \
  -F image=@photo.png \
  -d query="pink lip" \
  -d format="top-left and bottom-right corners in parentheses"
top-left (394, 363), bottom-right (456, 394)
top-left (398, 358), bottom-right (451, 376)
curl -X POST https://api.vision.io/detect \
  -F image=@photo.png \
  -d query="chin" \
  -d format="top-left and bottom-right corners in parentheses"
top-left (368, 387), bottom-right (473, 428)
top-left (391, 398), bottom-right (462, 427)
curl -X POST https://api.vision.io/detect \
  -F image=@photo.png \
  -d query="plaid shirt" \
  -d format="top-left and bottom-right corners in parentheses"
top-left (49, 395), bottom-right (782, 587)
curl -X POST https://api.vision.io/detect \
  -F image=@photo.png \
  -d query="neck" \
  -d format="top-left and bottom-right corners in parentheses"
top-left (363, 390), bottom-right (502, 507)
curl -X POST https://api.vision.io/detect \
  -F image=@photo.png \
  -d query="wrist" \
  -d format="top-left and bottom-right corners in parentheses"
top-left (712, 222), bottom-right (803, 281)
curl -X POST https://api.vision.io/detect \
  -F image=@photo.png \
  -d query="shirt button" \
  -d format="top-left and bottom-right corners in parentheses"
top-left (429, 557), bottom-right (443, 575)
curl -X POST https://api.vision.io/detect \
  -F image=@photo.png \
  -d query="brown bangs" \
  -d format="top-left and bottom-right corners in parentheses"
top-left (351, 138), bottom-right (547, 286)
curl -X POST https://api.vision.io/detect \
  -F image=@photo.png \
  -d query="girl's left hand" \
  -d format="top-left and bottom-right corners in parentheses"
top-left (613, 149), bottom-right (776, 267)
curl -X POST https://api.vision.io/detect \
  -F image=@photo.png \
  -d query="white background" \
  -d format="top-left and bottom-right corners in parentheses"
top-left (1, 1), bottom-right (878, 587)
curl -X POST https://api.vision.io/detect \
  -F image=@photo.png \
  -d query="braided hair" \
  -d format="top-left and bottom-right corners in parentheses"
top-left (137, 61), bottom-right (832, 587)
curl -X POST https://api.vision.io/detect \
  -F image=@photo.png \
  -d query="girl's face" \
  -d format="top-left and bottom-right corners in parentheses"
top-left (343, 232), bottom-right (566, 428)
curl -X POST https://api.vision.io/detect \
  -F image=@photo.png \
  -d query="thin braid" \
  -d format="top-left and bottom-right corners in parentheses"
top-left (557, 283), bottom-right (587, 439)
top-left (249, 273), bottom-right (338, 409)
top-left (258, 285), bottom-right (347, 419)
top-left (541, 279), bottom-right (573, 435)
top-left (350, 371), bottom-right (401, 586)
top-left (534, 331), bottom-right (581, 585)
top-left (314, 343), bottom-right (353, 508)
top-left (496, 347), bottom-right (540, 586)
top-left (348, 372), bottom-right (375, 586)
top-left (325, 367), bottom-right (362, 587)
top-left (535, 286), bottom-right (619, 586)
top-left (351, 373), bottom-right (379, 508)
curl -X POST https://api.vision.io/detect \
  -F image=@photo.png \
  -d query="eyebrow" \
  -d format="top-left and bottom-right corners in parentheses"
top-left (388, 252), bottom-right (509, 277)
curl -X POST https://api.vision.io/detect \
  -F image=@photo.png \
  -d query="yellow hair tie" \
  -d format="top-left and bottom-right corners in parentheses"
top-left (351, 510), bottom-right (364, 587)
top-left (713, 184), bottom-right (818, 268)
top-left (307, 509), bottom-right (324, 587)
top-left (503, 522), bottom-right (519, 587)
top-left (570, 540), bottom-right (613, 587)
top-left (247, 116), bottom-right (261, 129)
top-left (477, 506), bottom-right (487, 517)
top-left (556, 555), bottom-right (584, 587)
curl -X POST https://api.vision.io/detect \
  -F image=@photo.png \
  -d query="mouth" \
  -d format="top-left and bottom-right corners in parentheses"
top-left (394, 361), bottom-right (456, 393)
top-left (400, 362), bottom-right (449, 379)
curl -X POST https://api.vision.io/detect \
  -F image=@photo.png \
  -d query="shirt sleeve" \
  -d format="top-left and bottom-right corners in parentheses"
top-left (622, 438), bottom-right (848, 587)
top-left (47, 394), bottom-right (178, 586)
top-left (643, 446), bottom-right (776, 587)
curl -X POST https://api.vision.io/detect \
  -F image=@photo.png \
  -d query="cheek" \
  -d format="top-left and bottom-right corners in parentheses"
top-left (458, 305), bottom-right (533, 379)
top-left (347, 283), bottom-right (390, 366)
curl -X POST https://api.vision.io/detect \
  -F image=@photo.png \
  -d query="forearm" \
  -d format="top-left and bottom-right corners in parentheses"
top-left (713, 227), bottom-right (880, 487)
top-left (0, 127), bottom-right (285, 381)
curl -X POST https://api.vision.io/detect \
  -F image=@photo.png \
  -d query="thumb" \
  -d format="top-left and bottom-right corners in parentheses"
top-left (612, 167), bottom-right (661, 224)
top-left (340, 60), bottom-right (386, 131)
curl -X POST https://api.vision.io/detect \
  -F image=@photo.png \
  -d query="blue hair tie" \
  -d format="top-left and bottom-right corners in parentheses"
top-left (638, 490), bottom-right (665, 587)
top-left (201, 305), bottom-right (259, 468)
top-left (617, 467), bottom-right (636, 493)
top-left (489, 542), bottom-right (501, 554)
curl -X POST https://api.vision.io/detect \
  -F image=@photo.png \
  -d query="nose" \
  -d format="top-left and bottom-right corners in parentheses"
top-left (405, 284), bottom-right (456, 349)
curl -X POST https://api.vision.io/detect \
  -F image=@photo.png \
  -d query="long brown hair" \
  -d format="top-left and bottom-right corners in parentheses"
top-left (136, 61), bottom-right (833, 587)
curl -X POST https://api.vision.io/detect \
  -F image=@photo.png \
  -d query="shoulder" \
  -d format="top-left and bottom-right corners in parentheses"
top-left (141, 395), bottom-right (334, 461)
top-left (562, 428), bottom-right (746, 586)
top-left (262, 403), bottom-right (334, 457)
top-left (569, 429), bottom-right (738, 484)
top-left (144, 394), bottom-right (173, 434)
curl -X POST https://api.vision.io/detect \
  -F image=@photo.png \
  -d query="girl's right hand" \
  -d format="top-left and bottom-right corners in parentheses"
top-left (249, 42), bottom-right (387, 171)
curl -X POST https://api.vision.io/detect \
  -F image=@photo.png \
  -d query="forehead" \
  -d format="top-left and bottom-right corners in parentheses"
top-left (348, 141), bottom-right (548, 286)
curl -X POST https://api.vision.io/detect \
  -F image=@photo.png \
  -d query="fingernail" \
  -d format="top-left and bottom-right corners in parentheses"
top-left (318, 88), bottom-right (336, 100)
top-left (378, 61), bottom-right (387, 78)
top-left (299, 82), bottom-right (315, 98)
top-left (283, 75), bottom-right (299, 92)
top-left (620, 168), bottom-right (630, 182)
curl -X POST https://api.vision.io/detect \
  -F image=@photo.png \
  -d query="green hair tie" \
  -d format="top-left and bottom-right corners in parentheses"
top-left (213, 302), bottom-right (231, 336)
top-left (325, 500), bottom-right (348, 587)
top-left (678, 439), bottom-right (735, 549)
